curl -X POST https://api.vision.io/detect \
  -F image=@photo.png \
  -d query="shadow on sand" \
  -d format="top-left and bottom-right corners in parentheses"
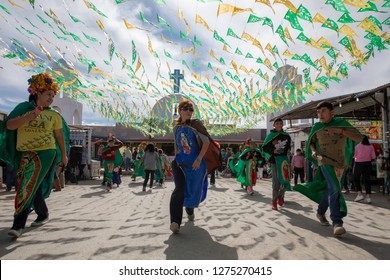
top-left (164, 222), bottom-right (238, 260)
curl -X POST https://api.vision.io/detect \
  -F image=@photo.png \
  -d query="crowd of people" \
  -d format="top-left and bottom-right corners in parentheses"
top-left (1, 74), bottom-right (388, 240)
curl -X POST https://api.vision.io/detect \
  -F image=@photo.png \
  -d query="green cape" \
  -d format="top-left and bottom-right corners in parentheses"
top-left (274, 155), bottom-right (292, 190)
top-left (235, 147), bottom-right (262, 186)
top-left (262, 129), bottom-right (290, 160)
top-left (294, 117), bottom-right (360, 216)
top-left (101, 145), bottom-right (124, 168)
top-left (131, 151), bottom-right (145, 179)
top-left (0, 101), bottom-right (70, 198)
top-left (262, 130), bottom-right (291, 190)
top-left (228, 151), bottom-right (240, 175)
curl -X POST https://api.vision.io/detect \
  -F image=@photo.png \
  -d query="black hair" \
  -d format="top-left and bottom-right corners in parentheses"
top-left (361, 135), bottom-right (370, 145)
top-left (145, 143), bottom-right (155, 152)
top-left (273, 118), bottom-right (283, 124)
top-left (316, 101), bottom-right (334, 110)
top-left (28, 94), bottom-right (37, 102)
top-left (296, 149), bottom-right (302, 152)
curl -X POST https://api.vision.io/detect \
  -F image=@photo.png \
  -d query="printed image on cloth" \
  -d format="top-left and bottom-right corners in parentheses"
top-left (180, 132), bottom-right (192, 154)
top-left (275, 156), bottom-right (291, 190)
top-left (106, 163), bottom-right (114, 173)
top-left (273, 138), bottom-right (289, 154)
top-left (175, 126), bottom-right (208, 207)
top-left (15, 149), bottom-right (56, 215)
top-left (16, 110), bottom-right (62, 151)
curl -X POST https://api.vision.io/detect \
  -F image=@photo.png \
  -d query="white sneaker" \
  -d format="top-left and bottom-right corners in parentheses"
top-left (354, 195), bottom-right (364, 202)
top-left (333, 224), bottom-right (346, 236)
top-left (8, 228), bottom-right (23, 238)
top-left (365, 198), bottom-right (372, 204)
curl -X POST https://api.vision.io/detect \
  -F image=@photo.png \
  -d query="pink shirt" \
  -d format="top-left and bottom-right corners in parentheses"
top-left (291, 154), bottom-right (305, 168)
top-left (354, 143), bottom-right (376, 162)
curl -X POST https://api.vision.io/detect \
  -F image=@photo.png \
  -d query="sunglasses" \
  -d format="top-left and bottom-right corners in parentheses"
top-left (181, 107), bottom-right (194, 112)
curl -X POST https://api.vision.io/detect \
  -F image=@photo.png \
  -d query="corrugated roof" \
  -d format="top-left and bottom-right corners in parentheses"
top-left (271, 82), bottom-right (390, 121)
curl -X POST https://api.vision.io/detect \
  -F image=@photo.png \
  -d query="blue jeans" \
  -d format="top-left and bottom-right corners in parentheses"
top-left (318, 166), bottom-right (343, 226)
top-left (386, 168), bottom-right (390, 193)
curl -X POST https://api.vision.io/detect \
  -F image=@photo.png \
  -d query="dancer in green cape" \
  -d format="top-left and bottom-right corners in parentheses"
top-left (0, 73), bottom-right (69, 239)
top-left (235, 138), bottom-right (262, 195)
top-left (131, 145), bottom-right (145, 181)
top-left (227, 148), bottom-right (240, 177)
top-left (155, 149), bottom-right (171, 187)
top-left (294, 101), bottom-right (362, 236)
top-left (101, 136), bottom-right (124, 192)
top-left (262, 118), bottom-right (291, 210)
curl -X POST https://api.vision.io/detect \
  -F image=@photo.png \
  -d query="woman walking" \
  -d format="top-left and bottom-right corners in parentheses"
top-left (353, 135), bottom-right (376, 203)
top-left (138, 143), bottom-right (161, 191)
top-left (169, 100), bottom-right (210, 234)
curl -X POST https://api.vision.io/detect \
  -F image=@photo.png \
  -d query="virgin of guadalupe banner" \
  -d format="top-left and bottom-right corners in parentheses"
top-left (275, 155), bottom-right (291, 191)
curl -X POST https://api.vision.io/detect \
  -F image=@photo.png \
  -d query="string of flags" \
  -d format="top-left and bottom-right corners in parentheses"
top-left (1, 0), bottom-right (389, 136)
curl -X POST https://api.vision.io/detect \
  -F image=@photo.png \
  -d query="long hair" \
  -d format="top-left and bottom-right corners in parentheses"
top-left (145, 143), bottom-right (155, 152)
top-left (176, 100), bottom-right (194, 125)
top-left (361, 135), bottom-right (370, 145)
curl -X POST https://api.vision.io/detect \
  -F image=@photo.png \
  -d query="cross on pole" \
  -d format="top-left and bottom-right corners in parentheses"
top-left (170, 69), bottom-right (184, 93)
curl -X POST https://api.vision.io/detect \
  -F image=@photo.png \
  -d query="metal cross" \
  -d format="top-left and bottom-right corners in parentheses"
top-left (170, 69), bottom-right (184, 93)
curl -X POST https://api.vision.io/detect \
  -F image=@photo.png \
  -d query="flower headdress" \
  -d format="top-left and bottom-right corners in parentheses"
top-left (245, 138), bottom-right (254, 146)
top-left (27, 73), bottom-right (59, 95)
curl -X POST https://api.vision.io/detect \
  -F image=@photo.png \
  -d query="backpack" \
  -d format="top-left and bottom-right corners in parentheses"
top-left (203, 138), bottom-right (224, 174)
top-left (175, 119), bottom-right (223, 174)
